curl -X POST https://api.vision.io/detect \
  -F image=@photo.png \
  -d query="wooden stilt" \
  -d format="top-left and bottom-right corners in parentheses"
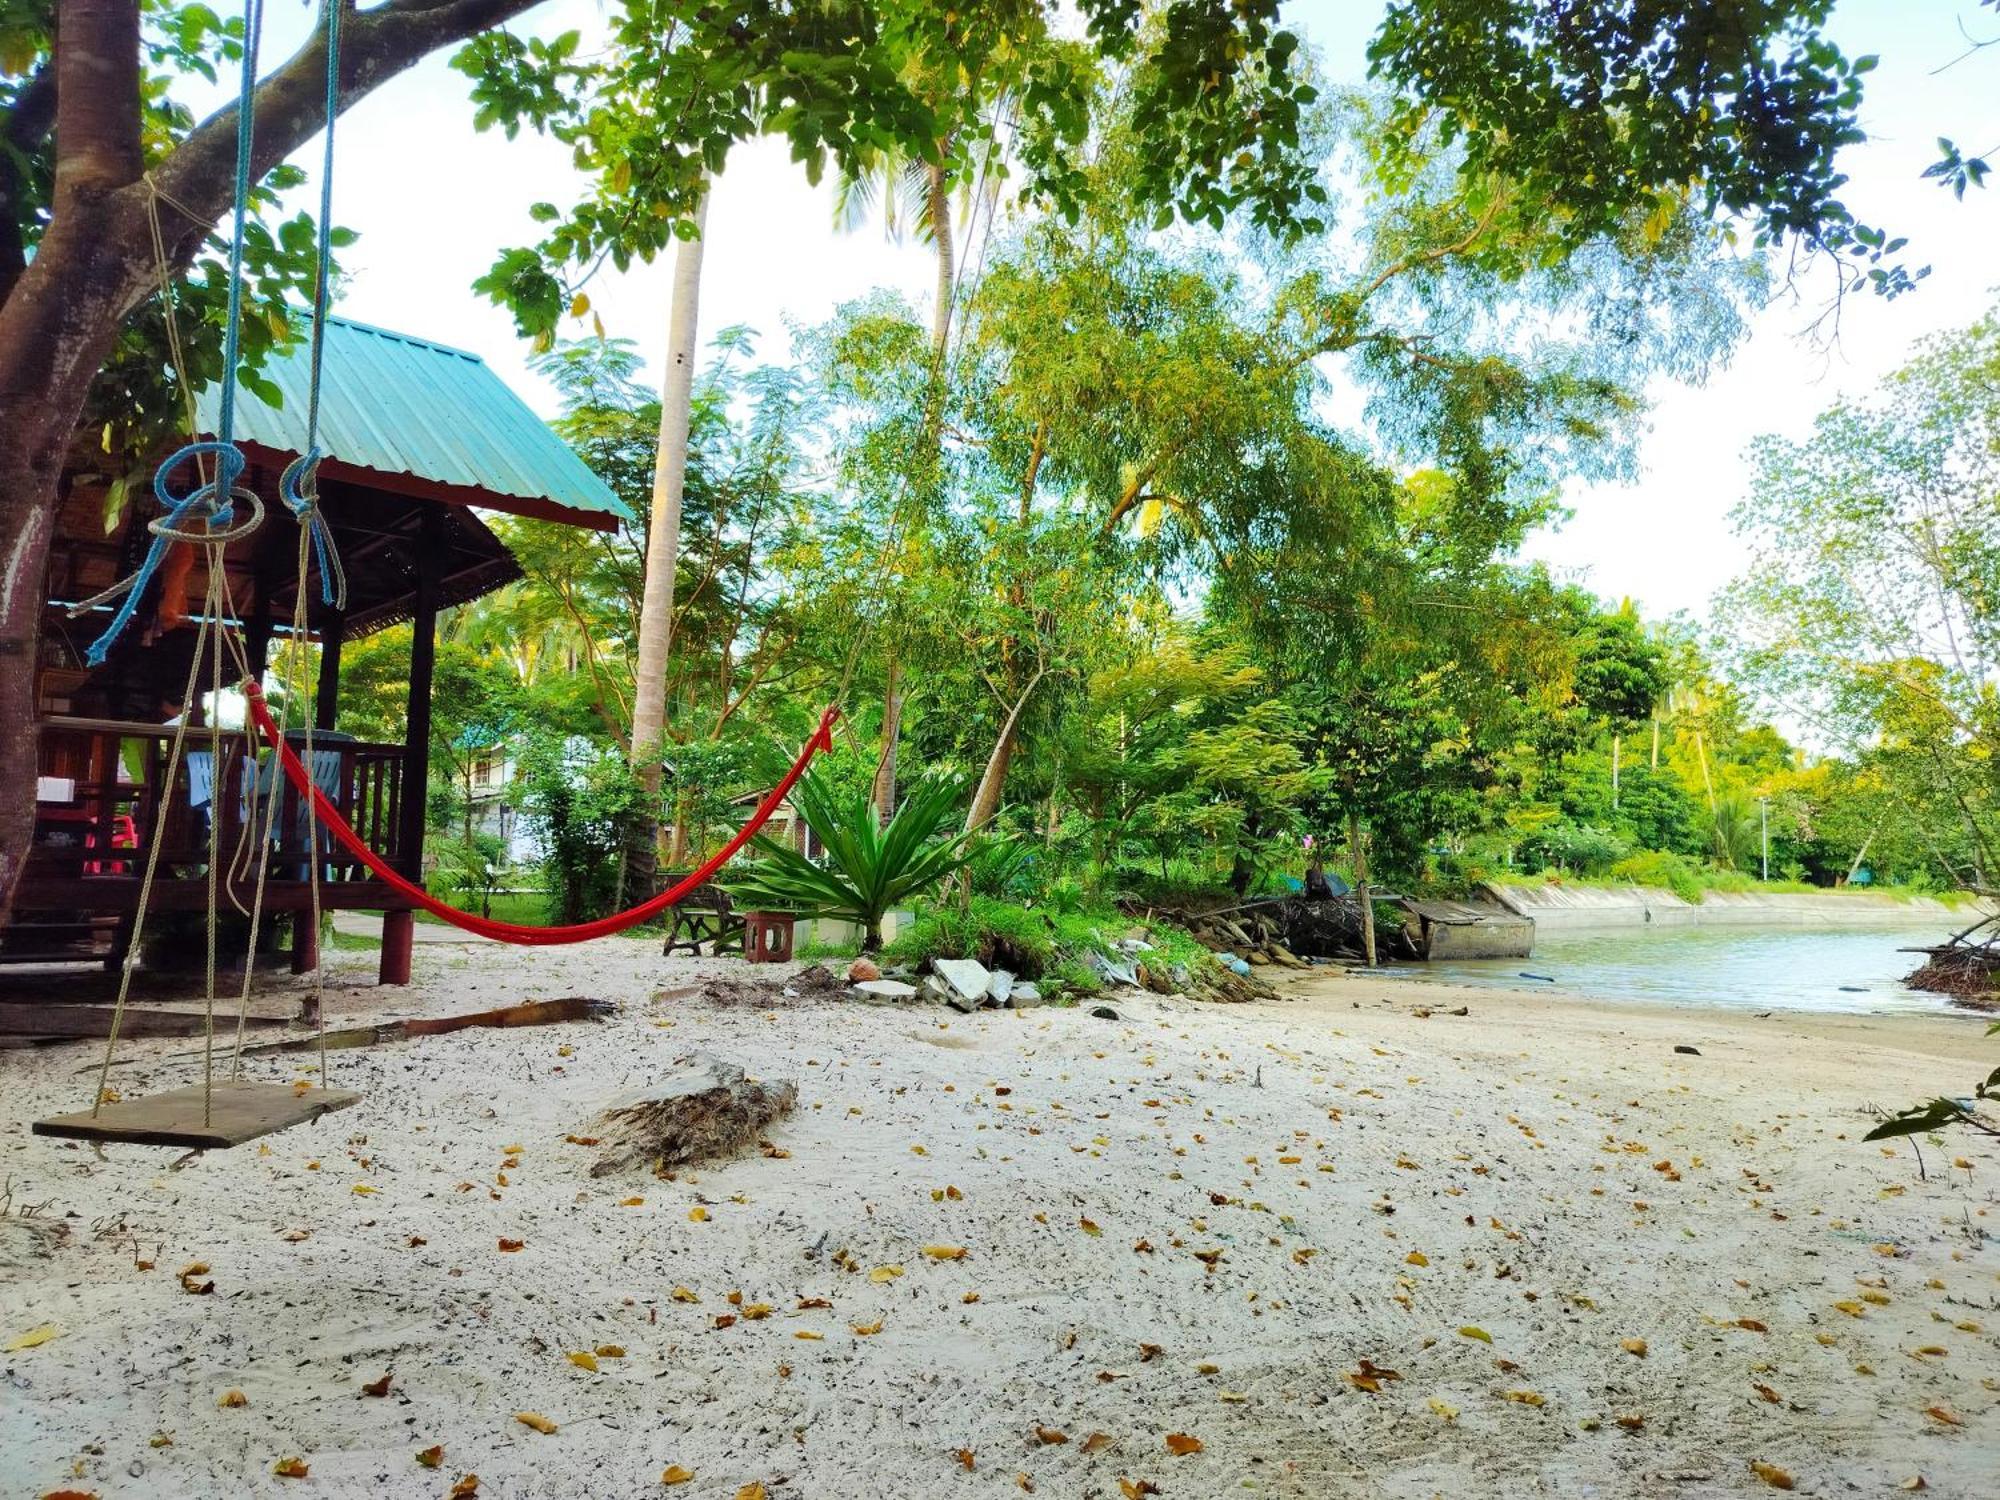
top-left (291, 911), bottom-right (319, 974)
top-left (379, 909), bottom-right (413, 985)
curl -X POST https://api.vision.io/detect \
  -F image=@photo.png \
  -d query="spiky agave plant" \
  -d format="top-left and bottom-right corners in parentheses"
top-left (724, 769), bottom-right (978, 951)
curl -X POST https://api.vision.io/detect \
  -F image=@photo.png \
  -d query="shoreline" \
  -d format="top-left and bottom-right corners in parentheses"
top-left (4, 946), bottom-right (1996, 1498)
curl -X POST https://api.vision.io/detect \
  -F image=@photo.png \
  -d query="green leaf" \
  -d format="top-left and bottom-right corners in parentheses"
top-left (1862, 1099), bottom-right (1963, 1142)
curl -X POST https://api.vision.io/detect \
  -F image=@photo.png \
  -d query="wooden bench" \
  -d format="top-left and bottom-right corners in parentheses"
top-left (661, 880), bottom-right (744, 957)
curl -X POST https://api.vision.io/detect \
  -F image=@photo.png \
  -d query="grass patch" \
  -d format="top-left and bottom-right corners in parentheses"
top-left (886, 895), bottom-right (1219, 1000)
top-left (415, 890), bottom-right (549, 927)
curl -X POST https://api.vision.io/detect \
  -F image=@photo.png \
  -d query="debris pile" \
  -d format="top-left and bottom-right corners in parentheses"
top-left (1904, 918), bottom-right (2000, 1011)
top-left (587, 1052), bottom-right (798, 1176)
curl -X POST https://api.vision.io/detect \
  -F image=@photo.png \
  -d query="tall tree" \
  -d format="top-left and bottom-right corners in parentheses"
top-left (1717, 306), bottom-right (2000, 889)
top-left (628, 191), bottom-right (709, 877)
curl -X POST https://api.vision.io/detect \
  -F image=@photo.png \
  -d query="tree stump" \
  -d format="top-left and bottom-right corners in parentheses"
top-left (588, 1053), bottom-right (798, 1177)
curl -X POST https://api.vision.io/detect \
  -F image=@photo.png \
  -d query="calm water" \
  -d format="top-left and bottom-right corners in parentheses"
top-left (1420, 923), bottom-right (1964, 1015)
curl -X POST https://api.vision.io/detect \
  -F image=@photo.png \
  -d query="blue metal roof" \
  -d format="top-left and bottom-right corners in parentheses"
top-left (194, 315), bottom-right (630, 527)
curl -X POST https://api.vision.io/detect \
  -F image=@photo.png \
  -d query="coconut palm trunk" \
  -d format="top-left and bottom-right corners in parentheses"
top-left (627, 189), bottom-right (710, 886)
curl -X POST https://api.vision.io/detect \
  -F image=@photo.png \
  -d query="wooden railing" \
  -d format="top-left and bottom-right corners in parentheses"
top-left (30, 717), bottom-right (408, 886)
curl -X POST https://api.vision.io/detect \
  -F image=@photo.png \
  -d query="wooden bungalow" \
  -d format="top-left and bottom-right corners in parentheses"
top-left (11, 316), bottom-right (628, 994)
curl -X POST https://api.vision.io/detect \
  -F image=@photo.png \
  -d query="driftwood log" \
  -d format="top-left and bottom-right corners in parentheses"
top-left (588, 1052), bottom-right (798, 1177)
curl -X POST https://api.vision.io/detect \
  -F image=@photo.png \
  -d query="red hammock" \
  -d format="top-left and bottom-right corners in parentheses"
top-left (242, 680), bottom-right (837, 944)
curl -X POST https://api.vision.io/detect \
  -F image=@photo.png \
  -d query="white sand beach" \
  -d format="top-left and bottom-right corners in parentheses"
top-left (3, 942), bottom-right (1996, 1499)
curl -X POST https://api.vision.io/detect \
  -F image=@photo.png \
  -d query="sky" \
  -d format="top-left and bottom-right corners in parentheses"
top-left (225, 0), bottom-right (2000, 625)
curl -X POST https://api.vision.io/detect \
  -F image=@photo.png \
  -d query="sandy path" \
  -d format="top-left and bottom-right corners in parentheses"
top-left (3, 944), bottom-right (1996, 1499)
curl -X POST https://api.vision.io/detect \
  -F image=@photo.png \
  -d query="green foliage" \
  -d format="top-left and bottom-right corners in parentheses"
top-left (723, 769), bottom-right (977, 949)
top-left (512, 737), bottom-right (662, 924)
top-left (430, 832), bottom-right (509, 916)
top-left (455, 1), bottom-right (1326, 345)
top-left (1521, 820), bottom-right (1629, 876)
top-left (887, 895), bottom-right (1059, 979)
top-left (1368, 0), bottom-right (1925, 297)
top-left (1607, 850), bottom-right (1705, 905)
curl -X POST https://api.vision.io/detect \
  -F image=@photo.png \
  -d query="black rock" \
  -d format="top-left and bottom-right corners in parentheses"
top-left (1089, 1006), bottom-right (1120, 1021)
top-left (1673, 1044), bottom-right (1701, 1056)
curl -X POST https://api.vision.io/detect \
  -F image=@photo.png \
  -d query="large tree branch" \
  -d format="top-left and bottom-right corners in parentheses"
top-left (54, 1), bottom-right (143, 211)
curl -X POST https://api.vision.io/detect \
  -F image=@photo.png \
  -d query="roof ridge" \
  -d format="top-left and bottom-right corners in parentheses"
top-left (322, 313), bottom-right (485, 363)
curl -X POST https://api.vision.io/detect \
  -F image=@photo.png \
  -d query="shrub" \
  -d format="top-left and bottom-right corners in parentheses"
top-left (1522, 820), bottom-right (1629, 874)
top-left (723, 769), bottom-right (978, 950)
top-left (886, 895), bottom-right (1058, 977)
top-left (1608, 849), bottom-right (1704, 903)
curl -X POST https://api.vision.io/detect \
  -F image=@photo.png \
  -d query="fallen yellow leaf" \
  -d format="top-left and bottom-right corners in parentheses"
top-left (416, 1446), bottom-right (444, 1469)
top-left (1458, 1326), bottom-right (1492, 1343)
top-left (688, 1207), bottom-right (710, 1223)
top-left (1165, 1432), bottom-right (1204, 1456)
top-left (4, 1324), bottom-right (58, 1352)
top-left (515, 1412), bottom-right (558, 1435)
top-left (450, 1477), bottom-right (479, 1498)
top-left (661, 1467), bottom-right (694, 1486)
top-left (1621, 1338), bottom-right (1648, 1358)
top-left (1405, 1251), bottom-right (1429, 1267)
top-left (218, 1390), bottom-right (249, 1408)
top-left (671, 1286), bottom-right (700, 1303)
top-left (567, 1351), bottom-right (598, 1372)
top-left (1502, 1390), bottom-right (1545, 1407)
top-left (851, 1320), bottom-right (884, 1336)
top-left (923, 1245), bottom-right (969, 1261)
top-left (868, 1265), bottom-right (904, 1283)
top-left (735, 1485), bottom-right (767, 1500)
top-left (272, 1457), bottom-right (309, 1479)
top-left (1749, 1460), bottom-right (1795, 1490)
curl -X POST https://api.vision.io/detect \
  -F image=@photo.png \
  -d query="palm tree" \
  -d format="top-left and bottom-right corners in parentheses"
top-left (628, 189), bottom-right (711, 880)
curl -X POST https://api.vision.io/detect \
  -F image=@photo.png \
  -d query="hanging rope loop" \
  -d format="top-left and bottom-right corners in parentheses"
top-left (279, 449), bottom-right (349, 608)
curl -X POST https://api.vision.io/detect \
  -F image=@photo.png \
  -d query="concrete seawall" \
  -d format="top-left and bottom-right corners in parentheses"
top-left (1479, 882), bottom-right (1989, 933)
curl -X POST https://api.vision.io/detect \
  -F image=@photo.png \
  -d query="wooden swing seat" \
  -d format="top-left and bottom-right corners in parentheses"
top-left (33, 1081), bottom-right (361, 1150)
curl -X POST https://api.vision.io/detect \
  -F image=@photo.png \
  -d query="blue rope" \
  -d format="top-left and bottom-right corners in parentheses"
top-left (215, 0), bottom-right (263, 449)
top-left (86, 0), bottom-right (264, 666)
top-left (280, 0), bottom-right (345, 608)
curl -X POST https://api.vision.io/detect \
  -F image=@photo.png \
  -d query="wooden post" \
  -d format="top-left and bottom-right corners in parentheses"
top-left (381, 508), bottom-right (443, 987)
top-left (314, 605), bottom-right (344, 732)
top-left (291, 909), bottom-right (319, 974)
top-left (1611, 732), bottom-right (1621, 811)
top-left (397, 508), bottom-right (442, 879)
top-left (379, 910), bottom-right (413, 985)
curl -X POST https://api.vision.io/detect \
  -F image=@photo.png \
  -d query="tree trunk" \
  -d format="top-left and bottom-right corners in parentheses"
top-left (1348, 809), bottom-right (1376, 967)
top-left (0, 0), bottom-right (546, 925)
top-left (927, 163), bottom-right (954, 363)
top-left (628, 188), bottom-right (709, 886)
top-left (871, 656), bottom-right (902, 823)
top-left (964, 668), bottom-right (1045, 834)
